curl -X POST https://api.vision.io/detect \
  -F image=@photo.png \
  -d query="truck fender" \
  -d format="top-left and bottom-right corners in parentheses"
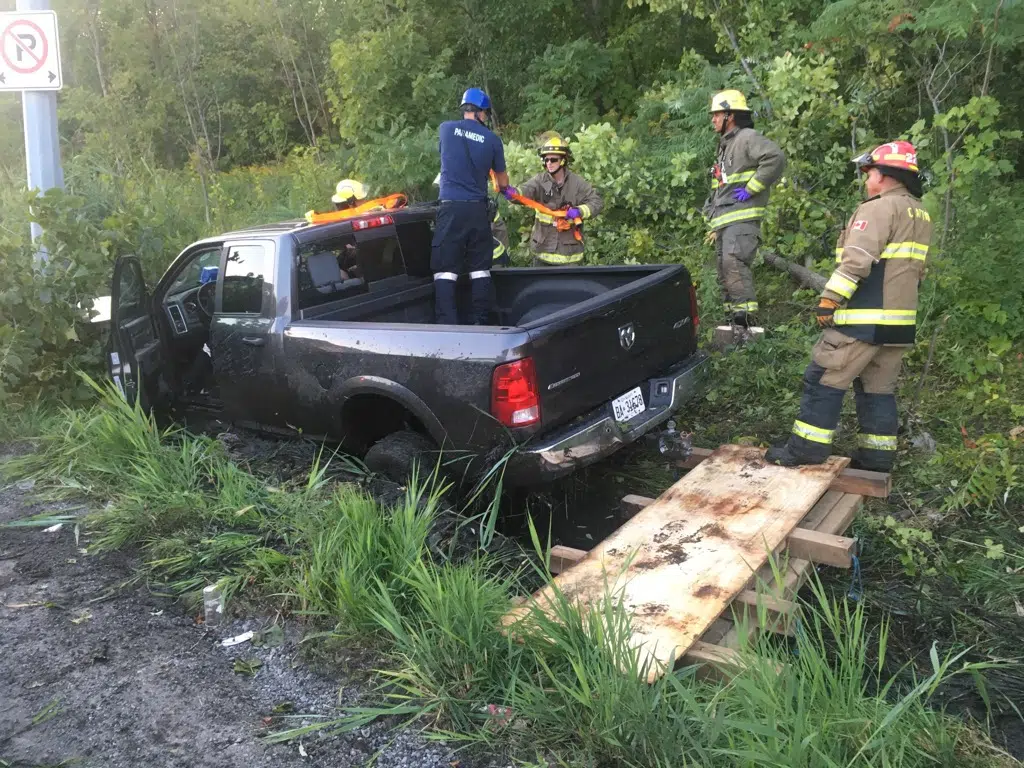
top-left (336, 376), bottom-right (449, 448)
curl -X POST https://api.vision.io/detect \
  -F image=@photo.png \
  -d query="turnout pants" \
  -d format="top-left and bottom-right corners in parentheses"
top-left (431, 201), bottom-right (493, 325)
top-left (715, 221), bottom-right (759, 316)
top-left (783, 329), bottom-right (906, 471)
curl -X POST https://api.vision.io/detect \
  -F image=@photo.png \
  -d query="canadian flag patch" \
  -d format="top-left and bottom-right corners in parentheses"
top-left (851, 219), bottom-right (869, 231)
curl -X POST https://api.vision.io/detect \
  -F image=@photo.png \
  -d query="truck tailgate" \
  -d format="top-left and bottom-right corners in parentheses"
top-left (525, 266), bottom-right (698, 431)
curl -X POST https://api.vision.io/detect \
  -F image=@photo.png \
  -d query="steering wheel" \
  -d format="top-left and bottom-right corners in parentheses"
top-left (196, 281), bottom-right (216, 318)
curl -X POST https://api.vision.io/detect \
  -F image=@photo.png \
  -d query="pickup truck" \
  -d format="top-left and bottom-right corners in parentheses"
top-left (109, 202), bottom-right (709, 486)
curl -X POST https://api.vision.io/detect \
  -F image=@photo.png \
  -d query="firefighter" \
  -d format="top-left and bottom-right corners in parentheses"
top-left (508, 132), bottom-right (602, 266)
top-left (766, 141), bottom-right (931, 472)
top-left (433, 173), bottom-right (510, 267)
top-left (332, 179), bottom-right (368, 211)
top-left (703, 89), bottom-right (786, 328)
top-left (490, 208), bottom-right (511, 267)
top-left (433, 87), bottom-right (511, 324)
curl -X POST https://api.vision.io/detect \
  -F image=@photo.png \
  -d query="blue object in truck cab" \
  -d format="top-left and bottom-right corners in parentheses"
top-left (200, 266), bottom-right (219, 284)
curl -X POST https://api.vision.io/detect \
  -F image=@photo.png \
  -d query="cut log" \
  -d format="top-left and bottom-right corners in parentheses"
top-left (761, 250), bottom-right (827, 292)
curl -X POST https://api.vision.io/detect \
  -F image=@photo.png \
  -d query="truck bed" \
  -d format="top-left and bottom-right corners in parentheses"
top-left (298, 265), bottom-right (680, 328)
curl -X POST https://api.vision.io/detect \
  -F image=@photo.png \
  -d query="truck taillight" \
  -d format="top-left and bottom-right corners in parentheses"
top-left (491, 358), bottom-right (540, 427)
top-left (352, 214), bottom-right (394, 230)
top-left (689, 283), bottom-right (699, 335)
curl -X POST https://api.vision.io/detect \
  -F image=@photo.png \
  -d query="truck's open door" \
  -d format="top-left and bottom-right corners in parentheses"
top-left (109, 256), bottom-right (164, 410)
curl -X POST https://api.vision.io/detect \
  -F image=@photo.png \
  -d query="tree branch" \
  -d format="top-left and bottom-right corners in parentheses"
top-left (708, 0), bottom-right (772, 118)
top-left (761, 250), bottom-right (826, 291)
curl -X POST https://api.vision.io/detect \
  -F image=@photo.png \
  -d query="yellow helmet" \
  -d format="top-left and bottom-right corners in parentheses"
top-left (331, 179), bottom-right (368, 204)
top-left (709, 89), bottom-right (750, 113)
top-left (537, 131), bottom-right (572, 161)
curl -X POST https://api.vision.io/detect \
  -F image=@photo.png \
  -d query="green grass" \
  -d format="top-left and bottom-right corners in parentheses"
top-left (3, 374), bottom-right (1020, 766)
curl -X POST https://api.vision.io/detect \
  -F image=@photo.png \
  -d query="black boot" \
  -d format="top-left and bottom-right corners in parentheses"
top-left (765, 443), bottom-right (822, 467)
top-left (849, 455), bottom-right (894, 473)
top-left (732, 311), bottom-right (757, 329)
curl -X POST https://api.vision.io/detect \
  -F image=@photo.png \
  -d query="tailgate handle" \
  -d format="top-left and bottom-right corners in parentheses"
top-left (241, 336), bottom-right (266, 347)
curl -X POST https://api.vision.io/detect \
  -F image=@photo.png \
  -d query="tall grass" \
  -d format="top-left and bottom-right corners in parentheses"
top-left (5, 384), bottom-right (1015, 767)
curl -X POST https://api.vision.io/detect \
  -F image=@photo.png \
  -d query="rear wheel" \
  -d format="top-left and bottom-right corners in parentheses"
top-left (363, 430), bottom-right (441, 485)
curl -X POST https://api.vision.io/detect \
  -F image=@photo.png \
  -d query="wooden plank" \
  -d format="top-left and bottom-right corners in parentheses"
top-left (619, 491), bottom-right (856, 567)
top-left (830, 468), bottom-right (890, 498)
top-left (549, 545), bottom-right (586, 575)
top-left (675, 450), bottom-right (889, 498)
top-left (815, 493), bottom-right (862, 536)
top-left (503, 445), bottom-right (849, 682)
top-left (721, 492), bottom-right (862, 648)
top-left (734, 590), bottom-right (797, 617)
top-left (552, 492), bottom-right (863, 662)
top-left (798, 489), bottom-right (845, 530)
top-left (785, 529), bottom-right (856, 568)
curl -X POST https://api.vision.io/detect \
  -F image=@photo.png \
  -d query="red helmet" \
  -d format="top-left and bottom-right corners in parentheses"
top-left (852, 141), bottom-right (919, 173)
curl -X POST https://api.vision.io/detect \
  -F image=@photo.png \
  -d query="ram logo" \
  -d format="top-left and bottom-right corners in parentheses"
top-left (618, 322), bottom-right (636, 350)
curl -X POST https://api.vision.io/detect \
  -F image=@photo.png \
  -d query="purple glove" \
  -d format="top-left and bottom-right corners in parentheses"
top-left (733, 187), bottom-right (753, 203)
top-left (502, 186), bottom-right (518, 201)
top-left (565, 207), bottom-right (581, 220)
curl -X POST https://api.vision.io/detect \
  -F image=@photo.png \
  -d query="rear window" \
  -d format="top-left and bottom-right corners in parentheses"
top-left (354, 233), bottom-right (406, 284)
top-left (296, 235), bottom-right (367, 310)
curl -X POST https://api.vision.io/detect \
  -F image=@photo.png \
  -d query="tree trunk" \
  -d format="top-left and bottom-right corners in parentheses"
top-left (87, 1), bottom-right (107, 98)
top-left (761, 250), bottom-right (826, 291)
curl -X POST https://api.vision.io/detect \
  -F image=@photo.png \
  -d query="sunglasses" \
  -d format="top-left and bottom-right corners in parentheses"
top-left (543, 156), bottom-right (563, 165)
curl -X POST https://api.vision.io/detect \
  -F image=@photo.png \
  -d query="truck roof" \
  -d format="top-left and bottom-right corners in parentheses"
top-left (201, 202), bottom-right (439, 246)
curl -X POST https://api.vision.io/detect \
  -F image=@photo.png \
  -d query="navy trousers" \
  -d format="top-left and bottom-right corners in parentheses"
top-left (431, 201), bottom-right (493, 325)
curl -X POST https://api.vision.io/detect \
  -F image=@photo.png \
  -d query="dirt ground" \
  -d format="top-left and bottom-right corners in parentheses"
top-left (0, 445), bottom-right (504, 768)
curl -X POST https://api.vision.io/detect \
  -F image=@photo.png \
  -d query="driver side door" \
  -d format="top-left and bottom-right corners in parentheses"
top-left (109, 256), bottom-right (164, 410)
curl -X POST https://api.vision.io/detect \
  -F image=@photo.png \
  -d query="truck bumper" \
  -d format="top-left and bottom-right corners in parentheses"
top-left (506, 351), bottom-right (711, 485)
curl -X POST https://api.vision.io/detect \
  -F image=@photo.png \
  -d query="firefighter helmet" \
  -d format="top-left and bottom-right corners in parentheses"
top-left (537, 132), bottom-right (572, 164)
top-left (461, 87), bottom-right (491, 111)
top-left (709, 89), bottom-right (750, 113)
top-left (332, 179), bottom-right (368, 204)
top-left (852, 141), bottom-right (919, 173)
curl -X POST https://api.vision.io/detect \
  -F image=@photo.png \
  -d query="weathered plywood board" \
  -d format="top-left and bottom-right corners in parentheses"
top-left (502, 445), bottom-right (848, 681)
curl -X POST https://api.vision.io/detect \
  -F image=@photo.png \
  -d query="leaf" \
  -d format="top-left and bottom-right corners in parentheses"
top-left (983, 539), bottom-right (1005, 560)
top-left (253, 624), bottom-right (284, 648)
top-left (233, 658), bottom-right (263, 676)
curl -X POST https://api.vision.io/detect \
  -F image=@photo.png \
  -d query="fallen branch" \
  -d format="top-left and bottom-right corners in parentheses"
top-left (761, 250), bottom-right (827, 292)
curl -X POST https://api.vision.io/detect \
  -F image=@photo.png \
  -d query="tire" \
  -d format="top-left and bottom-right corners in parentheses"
top-left (363, 430), bottom-right (441, 485)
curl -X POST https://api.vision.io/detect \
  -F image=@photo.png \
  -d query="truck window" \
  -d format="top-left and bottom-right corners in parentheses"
top-left (355, 233), bottom-right (407, 285)
top-left (222, 244), bottom-right (269, 314)
top-left (296, 236), bottom-right (367, 310)
top-left (168, 248), bottom-right (221, 295)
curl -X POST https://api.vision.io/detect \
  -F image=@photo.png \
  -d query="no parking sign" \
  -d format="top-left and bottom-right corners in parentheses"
top-left (0, 10), bottom-right (62, 91)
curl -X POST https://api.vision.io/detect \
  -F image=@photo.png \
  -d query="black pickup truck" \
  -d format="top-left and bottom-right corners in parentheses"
top-left (109, 203), bottom-right (709, 486)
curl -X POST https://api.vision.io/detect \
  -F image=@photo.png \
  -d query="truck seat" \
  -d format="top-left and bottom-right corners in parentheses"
top-left (306, 251), bottom-right (349, 293)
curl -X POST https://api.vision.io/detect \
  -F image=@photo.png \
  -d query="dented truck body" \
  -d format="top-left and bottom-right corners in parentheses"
top-left (108, 204), bottom-right (708, 486)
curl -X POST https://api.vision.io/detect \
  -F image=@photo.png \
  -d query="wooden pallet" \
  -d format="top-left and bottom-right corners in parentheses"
top-left (509, 446), bottom-right (881, 680)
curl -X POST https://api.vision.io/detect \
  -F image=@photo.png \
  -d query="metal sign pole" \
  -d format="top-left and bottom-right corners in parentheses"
top-left (15, 0), bottom-right (63, 265)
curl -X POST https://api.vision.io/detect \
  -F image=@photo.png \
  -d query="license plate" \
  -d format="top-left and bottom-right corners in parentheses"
top-left (612, 386), bottom-right (646, 423)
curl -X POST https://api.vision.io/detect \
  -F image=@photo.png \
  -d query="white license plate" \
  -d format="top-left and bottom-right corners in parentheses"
top-left (612, 386), bottom-right (646, 423)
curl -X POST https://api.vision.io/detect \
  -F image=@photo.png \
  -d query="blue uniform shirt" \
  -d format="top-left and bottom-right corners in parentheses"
top-left (438, 119), bottom-right (506, 202)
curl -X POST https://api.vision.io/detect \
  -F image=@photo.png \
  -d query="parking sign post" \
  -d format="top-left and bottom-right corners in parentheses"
top-left (3, 0), bottom-right (64, 263)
